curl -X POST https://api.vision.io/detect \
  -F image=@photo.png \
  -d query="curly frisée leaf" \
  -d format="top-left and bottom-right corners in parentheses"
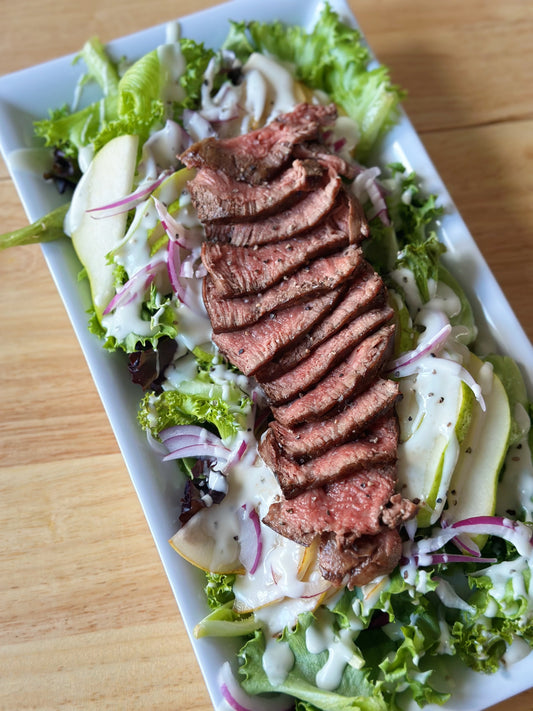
top-left (222, 4), bottom-right (404, 159)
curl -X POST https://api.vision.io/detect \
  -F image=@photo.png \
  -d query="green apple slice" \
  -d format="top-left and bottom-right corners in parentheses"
top-left (443, 353), bottom-right (511, 544)
top-left (397, 366), bottom-right (475, 528)
top-left (68, 134), bottom-right (139, 321)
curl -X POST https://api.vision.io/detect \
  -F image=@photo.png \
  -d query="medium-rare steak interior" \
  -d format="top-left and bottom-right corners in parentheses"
top-left (180, 102), bottom-right (417, 589)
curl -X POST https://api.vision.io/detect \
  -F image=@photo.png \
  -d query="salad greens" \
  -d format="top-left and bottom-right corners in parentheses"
top-left (1, 4), bottom-right (533, 711)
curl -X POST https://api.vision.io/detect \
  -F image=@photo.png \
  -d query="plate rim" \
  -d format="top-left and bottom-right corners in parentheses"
top-left (1, 1), bottom-right (532, 709)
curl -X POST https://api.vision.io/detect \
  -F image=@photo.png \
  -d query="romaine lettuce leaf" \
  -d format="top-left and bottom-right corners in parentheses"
top-left (34, 35), bottom-right (213, 159)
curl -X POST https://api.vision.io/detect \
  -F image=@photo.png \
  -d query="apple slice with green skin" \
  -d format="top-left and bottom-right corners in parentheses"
top-left (68, 134), bottom-right (139, 321)
top-left (397, 366), bottom-right (475, 528)
top-left (443, 353), bottom-right (511, 545)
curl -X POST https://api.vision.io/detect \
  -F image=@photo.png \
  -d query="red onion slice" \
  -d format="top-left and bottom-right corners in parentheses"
top-left (403, 553), bottom-right (497, 567)
top-left (159, 424), bottom-right (224, 448)
top-left (413, 516), bottom-right (533, 558)
top-left (217, 662), bottom-right (292, 711)
top-left (387, 314), bottom-right (452, 377)
top-left (153, 197), bottom-right (199, 250)
top-left (352, 166), bottom-right (390, 226)
top-left (167, 238), bottom-right (208, 317)
top-left (223, 438), bottom-right (248, 472)
top-left (159, 424), bottom-right (231, 463)
top-left (238, 503), bottom-right (263, 575)
top-left (162, 442), bottom-right (230, 463)
top-left (86, 170), bottom-right (171, 218)
top-left (102, 258), bottom-right (167, 315)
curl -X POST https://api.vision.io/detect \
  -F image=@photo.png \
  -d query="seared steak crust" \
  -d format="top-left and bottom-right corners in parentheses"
top-left (188, 158), bottom-right (323, 224)
top-left (204, 167), bottom-right (342, 246)
top-left (262, 464), bottom-right (397, 546)
top-left (201, 223), bottom-right (349, 298)
top-left (271, 324), bottom-right (395, 427)
top-left (257, 264), bottom-right (386, 380)
top-left (212, 287), bottom-right (344, 375)
top-left (269, 378), bottom-right (400, 461)
top-left (319, 528), bottom-right (403, 589)
top-left (259, 414), bottom-right (398, 498)
top-left (258, 305), bottom-right (394, 404)
top-left (180, 103), bottom-right (338, 184)
top-left (203, 245), bottom-right (363, 332)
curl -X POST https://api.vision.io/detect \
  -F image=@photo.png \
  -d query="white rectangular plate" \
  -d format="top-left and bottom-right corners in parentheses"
top-left (1, 1), bottom-right (532, 709)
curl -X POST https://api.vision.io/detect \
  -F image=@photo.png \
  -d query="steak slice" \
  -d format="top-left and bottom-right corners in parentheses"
top-left (212, 287), bottom-right (344, 375)
top-left (269, 378), bottom-right (400, 460)
top-left (318, 528), bottom-right (403, 589)
top-left (180, 103), bottom-right (338, 184)
top-left (256, 264), bottom-right (386, 380)
top-left (203, 245), bottom-right (363, 332)
top-left (259, 414), bottom-right (399, 498)
top-left (201, 224), bottom-right (348, 298)
top-left (262, 464), bottom-right (397, 546)
top-left (188, 158), bottom-right (323, 224)
top-left (271, 323), bottom-right (395, 427)
top-left (258, 305), bottom-right (394, 404)
top-left (204, 166), bottom-right (342, 246)
top-left (381, 493), bottom-right (419, 528)
top-left (292, 141), bottom-right (357, 179)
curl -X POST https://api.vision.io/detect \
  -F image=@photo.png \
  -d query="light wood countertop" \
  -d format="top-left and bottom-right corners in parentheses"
top-left (0, 1), bottom-right (532, 709)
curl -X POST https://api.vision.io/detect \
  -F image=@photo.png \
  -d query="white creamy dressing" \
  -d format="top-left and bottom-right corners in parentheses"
top-left (393, 278), bottom-right (472, 524)
top-left (472, 557), bottom-right (533, 623)
top-left (497, 424), bottom-right (533, 521)
top-left (157, 36), bottom-right (186, 106)
top-left (305, 607), bottom-right (363, 691)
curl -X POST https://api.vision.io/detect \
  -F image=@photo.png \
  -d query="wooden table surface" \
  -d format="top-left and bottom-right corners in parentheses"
top-left (0, 1), bottom-right (532, 709)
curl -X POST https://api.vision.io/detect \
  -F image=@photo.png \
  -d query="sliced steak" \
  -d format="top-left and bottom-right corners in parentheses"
top-left (381, 493), bottom-right (419, 528)
top-left (212, 287), bottom-right (344, 375)
top-left (269, 378), bottom-right (400, 460)
top-left (271, 323), bottom-right (395, 427)
top-left (262, 464), bottom-right (397, 546)
top-left (256, 264), bottom-right (386, 380)
top-left (259, 414), bottom-right (399, 498)
top-left (258, 305), bottom-right (394, 404)
top-left (204, 166), bottom-right (342, 246)
top-left (203, 245), bottom-right (363, 332)
top-left (318, 528), bottom-right (403, 589)
top-left (292, 141), bottom-right (357, 179)
top-left (188, 158), bottom-right (323, 224)
top-left (180, 103), bottom-right (338, 184)
top-left (201, 224), bottom-right (348, 298)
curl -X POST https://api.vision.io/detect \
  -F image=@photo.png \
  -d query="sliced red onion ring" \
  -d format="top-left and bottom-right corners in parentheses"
top-left (153, 197), bottom-right (199, 250)
top-left (217, 662), bottom-right (293, 711)
top-left (413, 516), bottom-right (533, 558)
top-left (86, 170), bottom-right (171, 218)
top-left (103, 258), bottom-right (167, 315)
top-left (162, 442), bottom-right (231, 462)
top-left (352, 166), bottom-right (390, 226)
top-left (167, 238), bottom-right (208, 317)
top-left (159, 424), bottom-right (231, 462)
top-left (224, 438), bottom-right (248, 471)
top-left (238, 503), bottom-right (263, 575)
top-left (387, 308), bottom-right (451, 372)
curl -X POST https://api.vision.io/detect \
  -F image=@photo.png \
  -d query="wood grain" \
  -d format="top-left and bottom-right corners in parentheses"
top-left (0, 1), bottom-right (532, 710)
